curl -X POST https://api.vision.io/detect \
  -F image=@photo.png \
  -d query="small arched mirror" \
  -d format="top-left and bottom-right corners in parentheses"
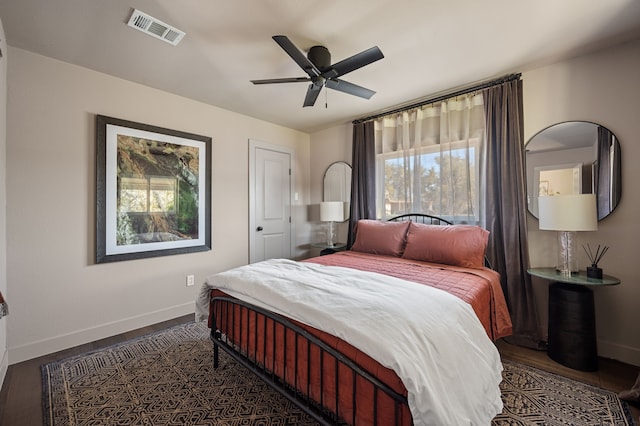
top-left (323, 161), bottom-right (352, 221)
top-left (525, 121), bottom-right (621, 220)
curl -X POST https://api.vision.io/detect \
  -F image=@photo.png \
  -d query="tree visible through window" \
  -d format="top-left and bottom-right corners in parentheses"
top-left (374, 94), bottom-right (485, 224)
top-left (378, 141), bottom-right (479, 221)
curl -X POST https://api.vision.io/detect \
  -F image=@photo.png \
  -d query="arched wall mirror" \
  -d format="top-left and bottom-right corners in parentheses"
top-left (525, 121), bottom-right (621, 221)
top-left (323, 161), bottom-right (352, 221)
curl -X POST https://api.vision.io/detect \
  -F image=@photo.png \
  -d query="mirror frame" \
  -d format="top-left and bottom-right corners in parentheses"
top-left (323, 161), bottom-right (352, 222)
top-left (525, 121), bottom-right (621, 221)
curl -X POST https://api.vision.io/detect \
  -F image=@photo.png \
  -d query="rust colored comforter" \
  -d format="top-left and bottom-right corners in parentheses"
top-left (206, 252), bottom-right (511, 425)
top-left (305, 251), bottom-right (512, 340)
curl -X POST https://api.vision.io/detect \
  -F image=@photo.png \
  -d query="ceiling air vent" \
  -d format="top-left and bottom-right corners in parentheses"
top-left (127, 9), bottom-right (185, 46)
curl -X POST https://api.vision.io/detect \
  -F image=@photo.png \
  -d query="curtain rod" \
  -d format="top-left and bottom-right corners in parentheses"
top-left (352, 73), bottom-right (521, 124)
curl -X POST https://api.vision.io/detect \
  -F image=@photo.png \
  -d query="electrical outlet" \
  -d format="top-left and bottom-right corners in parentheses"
top-left (186, 274), bottom-right (195, 287)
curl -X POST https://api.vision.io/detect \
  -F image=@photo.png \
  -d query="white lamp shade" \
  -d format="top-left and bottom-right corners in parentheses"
top-left (538, 194), bottom-right (598, 231)
top-left (320, 201), bottom-right (344, 222)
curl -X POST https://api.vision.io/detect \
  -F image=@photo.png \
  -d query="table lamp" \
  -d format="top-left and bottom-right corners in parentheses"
top-left (320, 201), bottom-right (344, 247)
top-left (538, 194), bottom-right (598, 275)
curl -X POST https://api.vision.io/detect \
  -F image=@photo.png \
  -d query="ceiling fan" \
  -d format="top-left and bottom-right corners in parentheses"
top-left (251, 35), bottom-right (384, 107)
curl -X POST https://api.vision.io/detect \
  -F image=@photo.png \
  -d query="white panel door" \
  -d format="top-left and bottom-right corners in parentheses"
top-left (250, 142), bottom-right (292, 263)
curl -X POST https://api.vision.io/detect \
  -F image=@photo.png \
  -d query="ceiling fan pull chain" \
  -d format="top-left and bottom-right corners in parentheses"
top-left (325, 84), bottom-right (328, 108)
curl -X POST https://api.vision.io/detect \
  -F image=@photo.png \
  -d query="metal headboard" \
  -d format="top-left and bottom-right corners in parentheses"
top-left (386, 213), bottom-right (452, 226)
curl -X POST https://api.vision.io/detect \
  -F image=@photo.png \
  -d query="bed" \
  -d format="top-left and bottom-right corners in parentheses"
top-left (195, 214), bottom-right (512, 425)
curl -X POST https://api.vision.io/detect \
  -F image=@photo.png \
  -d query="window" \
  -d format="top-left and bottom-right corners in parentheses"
top-left (376, 140), bottom-right (480, 222)
top-left (149, 177), bottom-right (177, 213)
top-left (119, 176), bottom-right (177, 213)
top-left (374, 95), bottom-right (486, 224)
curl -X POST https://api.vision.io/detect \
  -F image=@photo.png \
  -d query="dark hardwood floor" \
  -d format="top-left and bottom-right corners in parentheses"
top-left (0, 315), bottom-right (638, 425)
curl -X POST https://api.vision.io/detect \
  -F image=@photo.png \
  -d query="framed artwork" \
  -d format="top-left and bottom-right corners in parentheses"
top-left (96, 115), bottom-right (211, 263)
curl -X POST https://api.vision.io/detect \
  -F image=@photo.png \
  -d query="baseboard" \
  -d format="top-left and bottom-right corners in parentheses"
top-left (8, 302), bottom-right (195, 364)
top-left (598, 338), bottom-right (640, 367)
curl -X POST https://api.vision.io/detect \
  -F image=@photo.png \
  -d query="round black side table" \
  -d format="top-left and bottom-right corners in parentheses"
top-left (528, 268), bottom-right (620, 372)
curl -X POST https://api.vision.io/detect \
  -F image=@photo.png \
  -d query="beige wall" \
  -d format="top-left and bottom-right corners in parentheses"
top-left (309, 124), bottom-right (352, 254)
top-left (523, 39), bottom-right (640, 366)
top-left (0, 18), bottom-right (8, 383)
top-left (5, 47), bottom-right (311, 363)
top-left (310, 39), bottom-right (640, 367)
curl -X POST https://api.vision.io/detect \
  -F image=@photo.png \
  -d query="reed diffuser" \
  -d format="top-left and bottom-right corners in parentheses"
top-left (583, 244), bottom-right (609, 279)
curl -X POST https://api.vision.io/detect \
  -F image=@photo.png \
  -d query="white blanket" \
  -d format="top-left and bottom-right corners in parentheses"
top-left (196, 259), bottom-right (503, 425)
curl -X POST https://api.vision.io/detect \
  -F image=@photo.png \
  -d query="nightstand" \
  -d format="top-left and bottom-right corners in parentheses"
top-left (311, 242), bottom-right (346, 255)
top-left (528, 267), bottom-right (620, 371)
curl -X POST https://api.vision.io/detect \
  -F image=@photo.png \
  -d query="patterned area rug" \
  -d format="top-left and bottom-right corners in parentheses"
top-left (42, 321), bottom-right (636, 425)
top-left (495, 360), bottom-right (636, 425)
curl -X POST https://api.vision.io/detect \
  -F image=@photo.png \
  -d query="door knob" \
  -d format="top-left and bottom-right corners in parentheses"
top-left (256, 226), bottom-right (263, 231)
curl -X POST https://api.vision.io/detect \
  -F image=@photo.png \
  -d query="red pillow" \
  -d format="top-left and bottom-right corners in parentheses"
top-left (350, 220), bottom-right (411, 257)
top-left (402, 222), bottom-right (489, 269)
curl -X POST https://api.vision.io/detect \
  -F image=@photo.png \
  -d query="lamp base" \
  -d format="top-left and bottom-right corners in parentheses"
top-left (556, 231), bottom-right (578, 275)
top-left (555, 267), bottom-right (576, 276)
top-left (326, 221), bottom-right (335, 247)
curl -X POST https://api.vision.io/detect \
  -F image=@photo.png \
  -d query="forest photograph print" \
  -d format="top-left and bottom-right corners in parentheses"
top-left (96, 115), bottom-right (211, 263)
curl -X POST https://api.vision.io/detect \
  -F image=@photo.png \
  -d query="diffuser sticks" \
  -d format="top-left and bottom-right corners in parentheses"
top-left (583, 244), bottom-right (609, 278)
top-left (583, 244), bottom-right (609, 266)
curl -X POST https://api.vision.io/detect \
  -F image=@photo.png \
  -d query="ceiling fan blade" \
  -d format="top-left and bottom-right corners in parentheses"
top-left (326, 46), bottom-right (384, 78)
top-left (325, 78), bottom-right (376, 99)
top-left (272, 35), bottom-right (320, 77)
top-left (303, 83), bottom-right (322, 107)
top-left (251, 77), bottom-right (311, 85)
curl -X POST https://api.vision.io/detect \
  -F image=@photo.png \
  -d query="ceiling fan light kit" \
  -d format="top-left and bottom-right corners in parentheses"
top-left (251, 35), bottom-right (384, 107)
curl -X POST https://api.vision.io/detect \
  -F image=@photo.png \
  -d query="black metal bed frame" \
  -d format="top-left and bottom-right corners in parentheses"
top-left (386, 213), bottom-right (452, 225)
top-left (208, 213), bottom-right (490, 425)
top-left (210, 296), bottom-right (408, 426)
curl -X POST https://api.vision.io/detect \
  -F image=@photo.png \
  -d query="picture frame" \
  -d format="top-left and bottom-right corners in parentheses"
top-left (96, 115), bottom-right (211, 263)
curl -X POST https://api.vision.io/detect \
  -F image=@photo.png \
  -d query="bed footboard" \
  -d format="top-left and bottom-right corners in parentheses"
top-left (210, 296), bottom-right (410, 426)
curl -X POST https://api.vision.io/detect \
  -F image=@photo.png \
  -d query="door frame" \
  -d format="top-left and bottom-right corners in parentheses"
top-left (248, 139), bottom-right (295, 263)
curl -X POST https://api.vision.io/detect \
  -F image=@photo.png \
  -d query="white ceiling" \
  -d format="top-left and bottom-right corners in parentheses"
top-left (1, 0), bottom-right (639, 133)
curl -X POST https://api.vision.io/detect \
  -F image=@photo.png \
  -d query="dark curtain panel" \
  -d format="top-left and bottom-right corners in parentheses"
top-left (347, 121), bottom-right (376, 248)
top-left (483, 79), bottom-right (542, 349)
top-left (596, 126), bottom-right (622, 220)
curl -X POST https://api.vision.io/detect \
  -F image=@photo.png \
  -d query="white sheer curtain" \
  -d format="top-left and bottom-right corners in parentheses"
top-left (374, 93), bottom-right (486, 224)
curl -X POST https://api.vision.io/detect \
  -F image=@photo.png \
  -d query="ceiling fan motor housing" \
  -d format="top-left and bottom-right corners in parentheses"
top-left (308, 46), bottom-right (331, 71)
